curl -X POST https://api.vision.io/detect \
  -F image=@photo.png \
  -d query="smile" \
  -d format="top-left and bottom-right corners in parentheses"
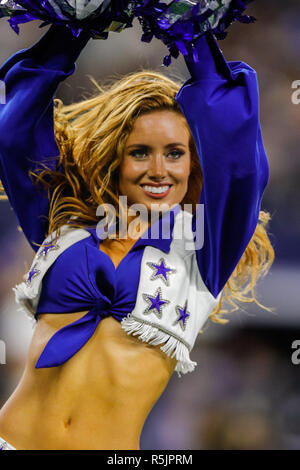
top-left (140, 184), bottom-right (172, 198)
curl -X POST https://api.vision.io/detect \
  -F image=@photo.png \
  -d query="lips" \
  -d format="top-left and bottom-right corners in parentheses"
top-left (140, 184), bottom-right (173, 199)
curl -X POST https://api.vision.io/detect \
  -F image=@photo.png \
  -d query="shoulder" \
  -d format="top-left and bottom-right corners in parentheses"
top-left (13, 225), bottom-right (94, 318)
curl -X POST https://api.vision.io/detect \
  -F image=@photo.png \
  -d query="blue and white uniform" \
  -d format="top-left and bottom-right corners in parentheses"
top-left (0, 25), bottom-right (269, 376)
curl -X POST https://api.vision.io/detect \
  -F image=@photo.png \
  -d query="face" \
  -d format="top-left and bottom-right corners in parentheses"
top-left (118, 110), bottom-right (191, 215)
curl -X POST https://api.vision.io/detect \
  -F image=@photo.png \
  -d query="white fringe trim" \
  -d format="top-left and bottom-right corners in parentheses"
top-left (12, 282), bottom-right (39, 325)
top-left (121, 315), bottom-right (197, 377)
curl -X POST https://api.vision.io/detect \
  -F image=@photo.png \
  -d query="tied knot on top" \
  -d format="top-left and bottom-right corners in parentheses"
top-left (35, 295), bottom-right (114, 369)
top-left (94, 296), bottom-right (112, 318)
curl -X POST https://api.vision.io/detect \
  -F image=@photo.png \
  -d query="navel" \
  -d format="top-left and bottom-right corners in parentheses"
top-left (63, 416), bottom-right (72, 428)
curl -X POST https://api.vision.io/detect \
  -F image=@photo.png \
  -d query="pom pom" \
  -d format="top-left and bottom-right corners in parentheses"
top-left (0, 0), bottom-right (256, 64)
top-left (0, 0), bottom-right (136, 37)
top-left (134, 0), bottom-right (256, 65)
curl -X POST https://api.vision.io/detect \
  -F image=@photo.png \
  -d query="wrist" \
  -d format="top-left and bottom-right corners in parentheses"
top-left (184, 31), bottom-right (231, 81)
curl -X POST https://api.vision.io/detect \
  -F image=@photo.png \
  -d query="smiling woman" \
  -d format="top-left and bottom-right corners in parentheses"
top-left (119, 110), bottom-right (191, 209)
top-left (0, 23), bottom-right (274, 450)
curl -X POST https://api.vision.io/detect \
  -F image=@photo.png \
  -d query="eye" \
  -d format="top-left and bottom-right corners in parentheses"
top-left (129, 149), bottom-right (148, 159)
top-left (167, 149), bottom-right (185, 159)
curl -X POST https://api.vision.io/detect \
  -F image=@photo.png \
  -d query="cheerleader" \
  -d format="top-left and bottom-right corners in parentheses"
top-left (0, 22), bottom-right (274, 450)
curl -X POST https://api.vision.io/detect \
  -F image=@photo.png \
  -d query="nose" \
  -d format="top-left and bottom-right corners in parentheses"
top-left (147, 153), bottom-right (168, 179)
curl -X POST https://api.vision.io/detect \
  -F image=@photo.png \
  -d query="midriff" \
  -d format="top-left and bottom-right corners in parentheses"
top-left (0, 235), bottom-right (177, 450)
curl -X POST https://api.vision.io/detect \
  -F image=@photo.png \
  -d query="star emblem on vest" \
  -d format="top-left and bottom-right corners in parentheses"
top-left (26, 263), bottom-right (40, 285)
top-left (146, 258), bottom-right (176, 286)
top-left (142, 287), bottom-right (170, 320)
top-left (173, 300), bottom-right (190, 331)
top-left (37, 242), bottom-right (60, 258)
top-left (0, 441), bottom-right (7, 450)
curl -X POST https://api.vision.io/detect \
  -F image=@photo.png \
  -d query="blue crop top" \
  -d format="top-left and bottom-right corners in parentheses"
top-left (34, 228), bottom-right (143, 367)
top-left (0, 25), bottom-right (269, 374)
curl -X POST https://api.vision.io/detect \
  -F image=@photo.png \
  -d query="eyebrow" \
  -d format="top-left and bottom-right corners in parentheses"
top-left (126, 142), bottom-right (187, 149)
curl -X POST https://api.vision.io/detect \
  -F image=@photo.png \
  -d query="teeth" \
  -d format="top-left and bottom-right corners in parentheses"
top-left (142, 185), bottom-right (170, 194)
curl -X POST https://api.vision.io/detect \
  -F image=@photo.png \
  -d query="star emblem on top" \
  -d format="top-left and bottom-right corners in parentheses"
top-left (0, 441), bottom-right (7, 450)
top-left (142, 287), bottom-right (170, 320)
top-left (146, 258), bottom-right (176, 286)
top-left (173, 300), bottom-right (190, 331)
top-left (26, 263), bottom-right (41, 285)
top-left (37, 242), bottom-right (60, 258)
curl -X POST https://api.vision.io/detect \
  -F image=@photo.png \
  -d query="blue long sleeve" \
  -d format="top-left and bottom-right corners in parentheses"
top-left (175, 32), bottom-right (270, 299)
top-left (0, 23), bottom-right (269, 300)
top-left (0, 24), bottom-right (91, 251)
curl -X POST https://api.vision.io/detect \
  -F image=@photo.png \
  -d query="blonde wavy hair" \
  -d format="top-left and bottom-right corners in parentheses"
top-left (0, 68), bottom-right (275, 325)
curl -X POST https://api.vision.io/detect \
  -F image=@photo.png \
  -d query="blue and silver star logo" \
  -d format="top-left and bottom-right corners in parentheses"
top-left (142, 287), bottom-right (170, 320)
top-left (26, 263), bottom-right (40, 285)
top-left (37, 242), bottom-right (59, 258)
top-left (173, 300), bottom-right (190, 331)
top-left (0, 441), bottom-right (7, 450)
top-left (146, 258), bottom-right (176, 286)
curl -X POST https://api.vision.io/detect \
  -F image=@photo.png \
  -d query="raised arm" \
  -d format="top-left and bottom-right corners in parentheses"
top-left (175, 32), bottom-right (269, 299)
top-left (0, 24), bottom-right (91, 251)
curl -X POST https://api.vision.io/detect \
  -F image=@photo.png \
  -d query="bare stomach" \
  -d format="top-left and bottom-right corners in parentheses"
top-left (0, 312), bottom-right (177, 450)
